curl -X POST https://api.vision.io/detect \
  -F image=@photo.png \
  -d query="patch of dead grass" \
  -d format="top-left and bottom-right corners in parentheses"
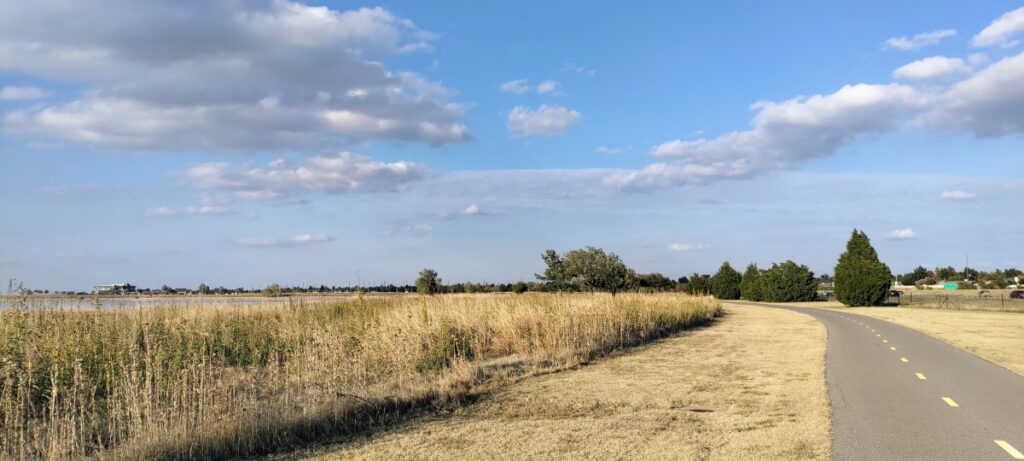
top-left (289, 303), bottom-right (830, 461)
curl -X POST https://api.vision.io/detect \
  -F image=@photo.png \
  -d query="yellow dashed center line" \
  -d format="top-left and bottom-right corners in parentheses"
top-left (995, 440), bottom-right (1024, 459)
top-left (876, 334), bottom-right (881, 337)
top-left (915, 373), bottom-right (927, 380)
top-left (900, 357), bottom-right (908, 363)
top-left (942, 397), bottom-right (959, 407)
top-left (883, 340), bottom-right (888, 343)
top-left (890, 346), bottom-right (897, 351)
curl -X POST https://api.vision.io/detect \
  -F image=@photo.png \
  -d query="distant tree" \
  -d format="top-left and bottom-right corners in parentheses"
top-left (261, 283), bottom-right (283, 297)
top-left (636, 272), bottom-right (676, 292)
top-left (761, 261), bottom-right (818, 302)
top-left (197, 283), bottom-right (211, 295)
top-left (960, 267), bottom-right (979, 282)
top-left (935, 266), bottom-right (958, 281)
top-left (511, 281), bottom-right (529, 294)
top-left (686, 273), bottom-right (710, 296)
top-left (834, 230), bottom-right (892, 306)
top-left (536, 249), bottom-right (568, 290)
top-left (710, 262), bottom-right (742, 300)
top-left (739, 263), bottom-right (763, 301)
top-left (559, 247), bottom-right (631, 295)
top-left (915, 276), bottom-right (937, 287)
top-left (677, 276), bottom-right (690, 285)
top-left (900, 266), bottom-right (930, 286)
top-left (415, 269), bottom-right (442, 295)
top-left (160, 284), bottom-right (173, 294)
top-left (1006, 268), bottom-right (1023, 279)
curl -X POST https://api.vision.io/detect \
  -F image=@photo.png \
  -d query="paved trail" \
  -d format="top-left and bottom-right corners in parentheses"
top-left (746, 302), bottom-right (1024, 460)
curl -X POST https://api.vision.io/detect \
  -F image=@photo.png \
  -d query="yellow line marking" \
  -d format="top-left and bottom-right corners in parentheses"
top-left (883, 339), bottom-right (888, 343)
top-left (916, 373), bottom-right (927, 380)
top-left (995, 440), bottom-right (1024, 459)
top-left (876, 334), bottom-right (881, 337)
top-left (942, 397), bottom-right (959, 407)
top-left (890, 346), bottom-right (897, 351)
top-left (900, 357), bottom-right (908, 363)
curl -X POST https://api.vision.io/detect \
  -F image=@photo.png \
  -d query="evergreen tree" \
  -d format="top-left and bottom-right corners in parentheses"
top-left (760, 261), bottom-right (818, 302)
top-left (686, 273), bottom-right (710, 295)
top-left (834, 230), bottom-right (893, 306)
top-left (710, 261), bottom-right (742, 299)
top-left (739, 263), bottom-right (763, 301)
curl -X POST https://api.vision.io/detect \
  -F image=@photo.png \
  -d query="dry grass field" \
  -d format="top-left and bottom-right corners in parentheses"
top-left (0, 293), bottom-right (720, 460)
top-left (794, 301), bottom-right (1024, 376)
top-left (287, 303), bottom-right (830, 461)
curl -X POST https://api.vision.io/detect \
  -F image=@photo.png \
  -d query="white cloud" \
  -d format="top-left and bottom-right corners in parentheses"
top-left (607, 84), bottom-right (926, 189)
top-left (500, 79), bottom-right (530, 94)
top-left (941, 190), bottom-right (976, 200)
top-left (893, 56), bottom-right (971, 80)
top-left (915, 51), bottom-right (1024, 136)
top-left (885, 29), bottom-right (957, 50)
top-left (594, 146), bottom-right (626, 155)
top-left (507, 105), bottom-right (581, 136)
top-left (0, 86), bottom-right (48, 100)
top-left (461, 204), bottom-right (481, 215)
top-left (887, 228), bottom-right (916, 239)
top-left (971, 6), bottom-right (1024, 48)
top-left (179, 152), bottom-right (427, 195)
top-left (668, 243), bottom-right (708, 252)
top-left (146, 206), bottom-right (177, 217)
top-left (238, 234), bottom-right (333, 248)
top-left (536, 80), bottom-right (560, 94)
top-left (0, 2), bottom-right (468, 151)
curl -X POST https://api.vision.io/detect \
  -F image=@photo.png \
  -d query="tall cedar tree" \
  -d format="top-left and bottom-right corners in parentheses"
top-left (739, 263), bottom-right (763, 301)
top-left (710, 261), bottom-right (742, 299)
top-left (834, 230), bottom-right (892, 306)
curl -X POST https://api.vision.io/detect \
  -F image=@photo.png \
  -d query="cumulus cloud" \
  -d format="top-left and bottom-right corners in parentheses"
top-left (386, 223), bottom-right (433, 237)
top-left (668, 243), bottom-right (708, 252)
top-left (915, 51), bottom-right (1024, 136)
top-left (507, 105), bottom-right (581, 136)
top-left (500, 79), bottom-right (531, 94)
top-left (971, 6), bottom-right (1024, 48)
top-left (461, 204), bottom-right (482, 215)
top-left (179, 152), bottom-right (427, 196)
top-left (238, 234), bottom-right (333, 247)
top-left (606, 84), bottom-right (926, 189)
top-left (0, 1), bottom-right (468, 151)
top-left (887, 228), bottom-right (916, 239)
top-left (536, 80), bottom-right (560, 94)
top-left (885, 29), bottom-right (957, 50)
top-left (893, 56), bottom-right (971, 80)
top-left (941, 190), bottom-right (976, 200)
top-left (0, 86), bottom-right (48, 100)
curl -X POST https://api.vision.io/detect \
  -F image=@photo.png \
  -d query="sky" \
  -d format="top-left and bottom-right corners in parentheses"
top-left (1, 1), bottom-right (1022, 291)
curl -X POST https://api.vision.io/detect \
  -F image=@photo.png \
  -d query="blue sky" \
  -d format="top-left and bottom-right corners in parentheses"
top-left (1, 1), bottom-right (1022, 290)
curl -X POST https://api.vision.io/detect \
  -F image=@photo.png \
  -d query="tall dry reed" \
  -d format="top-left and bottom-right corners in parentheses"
top-left (0, 293), bottom-right (720, 460)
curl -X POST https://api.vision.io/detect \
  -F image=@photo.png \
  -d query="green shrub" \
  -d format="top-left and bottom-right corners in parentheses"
top-left (760, 261), bottom-right (817, 302)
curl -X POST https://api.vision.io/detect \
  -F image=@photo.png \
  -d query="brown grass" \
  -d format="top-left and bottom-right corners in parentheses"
top-left (0, 293), bottom-right (719, 460)
top-left (288, 302), bottom-right (830, 461)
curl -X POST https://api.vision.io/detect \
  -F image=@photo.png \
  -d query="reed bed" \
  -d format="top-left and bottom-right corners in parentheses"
top-left (0, 293), bottom-right (720, 460)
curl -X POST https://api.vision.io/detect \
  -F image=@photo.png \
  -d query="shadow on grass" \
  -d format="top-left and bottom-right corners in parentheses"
top-left (130, 312), bottom-right (724, 461)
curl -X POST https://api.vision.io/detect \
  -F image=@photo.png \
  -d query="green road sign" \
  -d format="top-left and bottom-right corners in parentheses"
top-left (943, 282), bottom-right (958, 290)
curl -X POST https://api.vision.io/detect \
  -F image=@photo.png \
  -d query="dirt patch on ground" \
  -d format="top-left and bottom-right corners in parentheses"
top-left (286, 304), bottom-right (830, 460)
